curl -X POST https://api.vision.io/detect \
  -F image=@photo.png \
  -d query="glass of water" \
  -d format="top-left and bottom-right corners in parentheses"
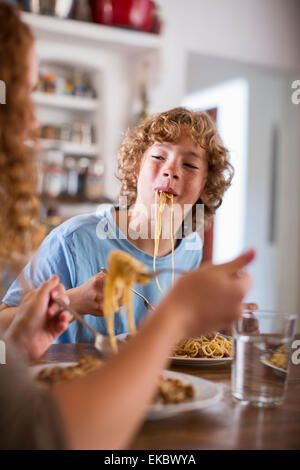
top-left (232, 310), bottom-right (297, 407)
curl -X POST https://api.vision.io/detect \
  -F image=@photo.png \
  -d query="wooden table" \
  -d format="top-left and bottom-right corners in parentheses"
top-left (35, 338), bottom-right (300, 450)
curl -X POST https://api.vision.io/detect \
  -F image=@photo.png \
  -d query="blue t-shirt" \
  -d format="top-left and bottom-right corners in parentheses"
top-left (2, 205), bottom-right (203, 343)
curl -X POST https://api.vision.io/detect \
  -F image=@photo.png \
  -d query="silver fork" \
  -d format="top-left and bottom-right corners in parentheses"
top-left (131, 288), bottom-right (154, 311)
top-left (54, 297), bottom-right (105, 352)
top-left (100, 267), bottom-right (187, 310)
top-left (101, 267), bottom-right (154, 311)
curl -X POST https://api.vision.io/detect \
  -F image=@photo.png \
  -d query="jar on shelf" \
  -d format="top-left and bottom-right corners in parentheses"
top-left (64, 157), bottom-right (79, 197)
top-left (60, 123), bottom-right (71, 142)
top-left (56, 77), bottom-right (67, 96)
top-left (85, 161), bottom-right (104, 201)
top-left (77, 157), bottom-right (90, 197)
top-left (71, 121), bottom-right (83, 143)
top-left (43, 150), bottom-right (65, 198)
top-left (63, 78), bottom-right (74, 96)
top-left (41, 125), bottom-right (57, 140)
top-left (73, 70), bottom-right (88, 97)
top-left (44, 73), bottom-right (56, 94)
top-left (81, 123), bottom-right (94, 145)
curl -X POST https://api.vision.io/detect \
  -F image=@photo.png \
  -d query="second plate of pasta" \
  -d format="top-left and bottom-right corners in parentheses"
top-left (170, 333), bottom-right (233, 366)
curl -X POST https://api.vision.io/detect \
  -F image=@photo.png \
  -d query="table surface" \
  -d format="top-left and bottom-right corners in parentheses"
top-left (34, 337), bottom-right (300, 450)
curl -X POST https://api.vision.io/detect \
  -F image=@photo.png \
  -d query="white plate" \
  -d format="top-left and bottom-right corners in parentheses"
top-left (169, 356), bottom-right (232, 366)
top-left (30, 362), bottom-right (78, 378)
top-left (170, 333), bottom-right (232, 366)
top-left (260, 355), bottom-right (287, 377)
top-left (101, 334), bottom-right (232, 365)
top-left (148, 370), bottom-right (223, 420)
top-left (97, 333), bottom-right (130, 355)
top-left (31, 363), bottom-right (222, 420)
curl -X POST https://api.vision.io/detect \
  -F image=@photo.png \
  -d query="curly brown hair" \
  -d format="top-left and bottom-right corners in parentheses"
top-left (117, 107), bottom-right (234, 233)
top-left (0, 2), bottom-right (44, 280)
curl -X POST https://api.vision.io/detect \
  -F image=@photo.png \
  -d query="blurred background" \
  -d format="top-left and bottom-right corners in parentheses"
top-left (4, 0), bottom-right (300, 325)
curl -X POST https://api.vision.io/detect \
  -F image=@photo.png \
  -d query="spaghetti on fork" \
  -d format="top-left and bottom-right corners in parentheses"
top-left (103, 250), bottom-right (150, 352)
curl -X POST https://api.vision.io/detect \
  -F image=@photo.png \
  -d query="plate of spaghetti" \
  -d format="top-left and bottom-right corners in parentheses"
top-left (31, 360), bottom-right (222, 419)
top-left (261, 345), bottom-right (290, 377)
top-left (170, 333), bottom-right (233, 365)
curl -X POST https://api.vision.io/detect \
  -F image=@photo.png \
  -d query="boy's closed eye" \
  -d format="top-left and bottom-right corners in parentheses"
top-left (152, 155), bottom-right (165, 160)
top-left (184, 162), bottom-right (199, 169)
top-left (152, 155), bottom-right (199, 169)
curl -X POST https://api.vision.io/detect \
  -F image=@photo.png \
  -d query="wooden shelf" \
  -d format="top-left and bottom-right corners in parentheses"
top-left (40, 139), bottom-right (99, 157)
top-left (33, 92), bottom-right (99, 111)
top-left (23, 12), bottom-right (162, 54)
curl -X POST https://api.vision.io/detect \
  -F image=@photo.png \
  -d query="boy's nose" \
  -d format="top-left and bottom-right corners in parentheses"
top-left (162, 169), bottom-right (179, 180)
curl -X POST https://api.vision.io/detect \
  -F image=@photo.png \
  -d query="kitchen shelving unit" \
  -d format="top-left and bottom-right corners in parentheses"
top-left (23, 11), bottom-right (162, 217)
top-left (32, 91), bottom-right (99, 111)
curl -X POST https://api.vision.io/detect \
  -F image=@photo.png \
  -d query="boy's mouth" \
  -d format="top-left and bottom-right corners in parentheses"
top-left (154, 187), bottom-right (178, 197)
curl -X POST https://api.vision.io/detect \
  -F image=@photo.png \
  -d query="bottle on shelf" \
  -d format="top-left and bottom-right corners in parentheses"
top-left (43, 73), bottom-right (56, 94)
top-left (43, 150), bottom-right (65, 198)
top-left (77, 157), bottom-right (90, 198)
top-left (85, 161), bottom-right (104, 202)
top-left (60, 123), bottom-right (72, 142)
top-left (64, 156), bottom-right (79, 197)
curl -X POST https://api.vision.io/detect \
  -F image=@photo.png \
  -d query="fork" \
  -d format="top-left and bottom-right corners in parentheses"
top-left (54, 297), bottom-right (105, 353)
top-left (100, 267), bottom-right (155, 311)
top-left (100, 266), bottom-right (187, 310)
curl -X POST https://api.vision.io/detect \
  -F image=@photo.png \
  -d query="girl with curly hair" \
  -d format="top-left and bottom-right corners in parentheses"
top-left (0, 0), bottom-right (42, 275)
top-left (2, 107), bottom-right (234, 341)
top-left (0, 1), bottom-right (72, 334)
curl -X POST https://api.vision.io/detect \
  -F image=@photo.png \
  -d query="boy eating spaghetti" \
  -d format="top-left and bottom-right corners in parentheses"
top-left (1, 107), bottom-right (234, 342)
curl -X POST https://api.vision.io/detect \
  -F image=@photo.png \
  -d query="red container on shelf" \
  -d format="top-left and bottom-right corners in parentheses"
top-left (89, 0), bottom-right (156, 32)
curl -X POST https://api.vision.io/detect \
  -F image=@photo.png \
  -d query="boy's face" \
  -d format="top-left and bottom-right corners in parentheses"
top-left (136, 135), bottom-right (208, 217)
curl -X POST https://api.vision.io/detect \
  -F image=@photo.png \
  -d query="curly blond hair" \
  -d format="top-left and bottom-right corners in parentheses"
top-left (0, 2), bottom-right (45, 280)
top-left (117, 107), bottom-right (234, 233)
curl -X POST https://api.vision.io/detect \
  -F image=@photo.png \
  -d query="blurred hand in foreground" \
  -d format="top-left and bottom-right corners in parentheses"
top-left (4, 275), bottom-right (72, 360)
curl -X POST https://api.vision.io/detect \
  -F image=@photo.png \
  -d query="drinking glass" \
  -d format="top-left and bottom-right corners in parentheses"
top-left (232, 310), bottom-right (297, 406)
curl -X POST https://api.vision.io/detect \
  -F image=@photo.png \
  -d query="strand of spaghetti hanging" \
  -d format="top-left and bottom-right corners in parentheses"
top-left (153, 190), bottom-right (175, 293)
top-left (153, 190), bottom-right (165, 293)
top-left (170, 193), bottom-right (174, 287)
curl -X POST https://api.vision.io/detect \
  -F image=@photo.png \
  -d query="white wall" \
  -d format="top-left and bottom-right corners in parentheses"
top-left (155, 0), bottom-right (300, 71)
top-left (185, 54), bottom-right (300, 328)
top-left (150, 0), bottom-right (300, 113)
top-left (277, 78), bottom-right (300, 325)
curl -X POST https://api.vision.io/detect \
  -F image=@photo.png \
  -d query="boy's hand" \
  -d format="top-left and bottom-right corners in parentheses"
top-left (4, 275), bottom-right (72, 361)
top-left (220, 302), bottom-right (258, 336)
top-left (67, 271), bottom-right (106, 317)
